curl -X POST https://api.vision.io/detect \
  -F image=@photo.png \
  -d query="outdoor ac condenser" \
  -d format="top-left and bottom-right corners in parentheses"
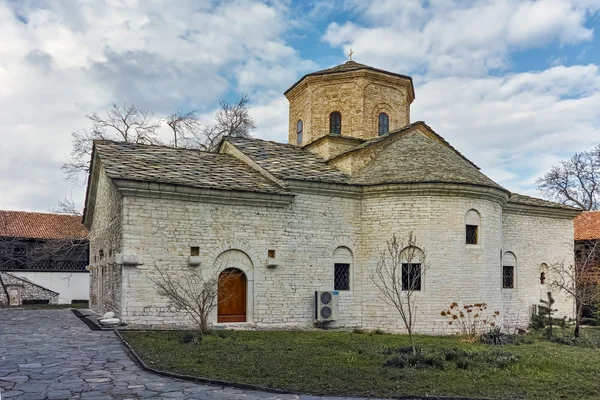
top-left (315, 290), bottom-right (339, 322)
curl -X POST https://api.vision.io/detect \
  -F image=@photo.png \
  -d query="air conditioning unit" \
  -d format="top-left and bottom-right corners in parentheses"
top-left (315, 290), bottom-right (339, 322)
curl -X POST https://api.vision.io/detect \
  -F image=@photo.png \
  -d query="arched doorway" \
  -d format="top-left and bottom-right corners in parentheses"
top-left (218, 268), bottom-right (247, 323)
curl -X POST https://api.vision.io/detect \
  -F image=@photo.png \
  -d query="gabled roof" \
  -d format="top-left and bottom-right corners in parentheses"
top-left (508, 193), bottom-right (582, 212)
top-left (223, 136), bottom-right (350, 184)
top-left (575, 211), bottom-right (600, 240)
top-left (348, 127), bottom-right (505, 191)
top-left (332, 121), bottom-right (480, 169)
top-left (284, 61), bottom-right (415, 99)
top-left (93, 140), bottom-right (287, 195)
top-left (0, 211), bottom-right (88, 240)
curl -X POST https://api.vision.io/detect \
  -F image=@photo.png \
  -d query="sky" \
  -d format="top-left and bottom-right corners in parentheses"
top-left (1, 0), bottom-right (600, 213)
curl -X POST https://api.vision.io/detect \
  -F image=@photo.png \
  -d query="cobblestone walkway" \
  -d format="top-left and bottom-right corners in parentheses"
top-left (0, 309), bottom-right (381, 400)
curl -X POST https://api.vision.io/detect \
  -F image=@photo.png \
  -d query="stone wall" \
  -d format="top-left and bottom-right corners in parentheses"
top-left (117, 185), bottom-right (362, 328)
top-left (287, 71), bottom-right (411, 148)
top-left (99, 172), bottom-right (576, 333)
top-left (0, 272), bottom-right (59, 305)
top-left (502, 210), bottom-right (575, 326)
top-left (88, 165), bottom-right (123, 315)
top-left (358, 190), bottom-right (506, 334)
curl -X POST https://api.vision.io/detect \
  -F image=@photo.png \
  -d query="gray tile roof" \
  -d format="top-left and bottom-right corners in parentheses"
top-left (284, 61), bottom-right (415, 98)
top-left (333, 121), bottom-right (480, 169)
top-left (93, 140), bottom-right (287, 194)
top-left (349, 129), bottom-right (506, 190)
top-left (508, 193), bottom-right (582, 211)
top-left (224, 136), bottom-right (350, 184)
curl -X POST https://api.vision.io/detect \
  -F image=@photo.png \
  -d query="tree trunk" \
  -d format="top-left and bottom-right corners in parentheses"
top-left (575, 303), bottom-right (582, 339)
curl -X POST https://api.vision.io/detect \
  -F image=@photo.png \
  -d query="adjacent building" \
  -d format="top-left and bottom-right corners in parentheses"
top-left (0, 210), bottom-right (89, 305)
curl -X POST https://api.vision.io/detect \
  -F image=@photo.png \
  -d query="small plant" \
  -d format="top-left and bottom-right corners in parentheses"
top-left (531, 292), bottom-right (566, 339)
top-left (441, 302), bottom-right (499, 340)
top-left (443, 348), bottom-right (517, 369)
top-left (352, 328), bottom-right (364, 334)
top-left (180, 331), bottom-right (202, 345)
top-left (385, 348), bottom-right (444, 370)
top-left (372, 328), bottom-right (385, 335)
top-left (481, 326), bottom-right (511, 346)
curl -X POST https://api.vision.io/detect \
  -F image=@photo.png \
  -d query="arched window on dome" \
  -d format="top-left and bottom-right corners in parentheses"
top-left (503, 252), bottom-right (516, 289)
top-left (296, 120), bottom-right (303, 145)
top-left (378, 112), bottom-right (389, 135)
top-left (330, 112), bottom-right (342, 135)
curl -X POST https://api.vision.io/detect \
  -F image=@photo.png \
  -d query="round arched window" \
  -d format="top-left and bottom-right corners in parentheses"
top-left (330, 112), bottom-right (342, 134)
top-left (296, 120), bottom-right (303, 145)
top-left (378, 113), bottom-right (389, 135)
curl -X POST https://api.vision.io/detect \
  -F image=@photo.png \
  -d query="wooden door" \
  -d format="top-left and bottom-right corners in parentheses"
top-left (218, 268), bottom-right (247, 323)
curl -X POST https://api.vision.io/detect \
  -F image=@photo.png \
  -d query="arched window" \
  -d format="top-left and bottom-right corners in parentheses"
top-left (401, 246), bottom-right (425, 291)
top-left (330, 112), bottom-right (342, 135)
top-left (502, 252), bottom-right (516, 289)
top-left (296, 120), bottom-right (303, 145)
top-left (465, 209), bottom-right (481, 245)
top-left (540, 263), bottom-right (548, 285)
top-left (378, 113), bottom-right (389, 135)
top-left (333, 246), bottom-right (352, 291)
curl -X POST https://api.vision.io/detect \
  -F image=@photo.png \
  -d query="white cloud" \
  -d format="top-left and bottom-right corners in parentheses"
top-left (325, 0), bottom-right (600, 76)
top-left (0, 0), bottom-right (310, 212)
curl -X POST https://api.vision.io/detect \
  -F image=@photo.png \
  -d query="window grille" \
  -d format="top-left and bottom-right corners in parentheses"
top-left (503, 266), bottom-right (514, 289)
top-left (334, 263), bottom-right (350, 290)
top-left (378, 113), bottom-right (389, 135)
top-left (402, 263), bottom-right (422, 291)
top-left (330, 112), bottom-right (342, 134)
top-left (466, 225), bottom-right (478, 244)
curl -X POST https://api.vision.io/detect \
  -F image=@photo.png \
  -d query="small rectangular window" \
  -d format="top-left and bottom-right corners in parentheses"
top-left (466, 225), bottom-right (478, 244)
top-left (503, 266), bottom-right (514, 289)
top-left (99, 249), bottom-right (104, 260)
top-left (190, 246), bottom-right (200, 256)
top-left (402, 263), bottom-right (422, 291)
top-left (268, 249), bottom-right (276, 258)
top-left (334, 263), bottom-right (350, 290)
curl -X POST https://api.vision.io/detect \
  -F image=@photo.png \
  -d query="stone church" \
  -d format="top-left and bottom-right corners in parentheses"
top-left (83, 60), bottom-right (580, 332)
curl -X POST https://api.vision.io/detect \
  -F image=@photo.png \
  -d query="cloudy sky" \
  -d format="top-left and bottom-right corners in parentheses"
top-left (1, 0), bottom-right (600, 212)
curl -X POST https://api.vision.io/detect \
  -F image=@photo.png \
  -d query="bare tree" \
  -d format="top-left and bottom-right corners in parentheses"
top-left (62, 103), bottom-right (162, 181)
top-left (51, 198), bottom-right (82, 217)
top-left (371, 232), bottom-right (430, 354)
top-left (149, 265), bottom-right (238, 336)
top-left (551, 240), bottom-right (600, 338)
top-left (166, 109), bottom-right (202, 148)
top-left (537, 146), bottom-right (600, 210)
top-left (184, 95), bottom-right (256, 152)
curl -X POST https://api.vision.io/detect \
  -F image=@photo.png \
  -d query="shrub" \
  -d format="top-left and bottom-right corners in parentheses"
top-left (441, 302), bottom-right (500, 340)
top-left (481, 326), bottom-right (512, 346)
top-left (181, 332), bottom-right (202, 344)
top-left (372, 329), bottom-right (385, 335)
top-left (385, 350), bottom-right (444, 370)
top-left (444, 348), bottom-right (518, 369)
top-left (352, 328), bottom-right (364, 334)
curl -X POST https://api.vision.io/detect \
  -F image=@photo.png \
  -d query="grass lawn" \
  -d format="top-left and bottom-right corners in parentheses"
top-left (121, 328), bottom-right (600, 399)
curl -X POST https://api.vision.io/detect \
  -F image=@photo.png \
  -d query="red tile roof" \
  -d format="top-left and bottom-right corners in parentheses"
top-left (0, 210), bottom-right (88, 240)
top-left (575, 211), bottom-right (600, 241)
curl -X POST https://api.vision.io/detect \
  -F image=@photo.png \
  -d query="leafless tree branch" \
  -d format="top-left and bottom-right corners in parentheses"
top-left (371, 232), bottom-right (430, 354)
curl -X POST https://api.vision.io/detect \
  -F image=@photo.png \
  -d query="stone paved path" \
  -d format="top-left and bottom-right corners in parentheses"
top-left (0, 309), bottom-right (386, 399)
